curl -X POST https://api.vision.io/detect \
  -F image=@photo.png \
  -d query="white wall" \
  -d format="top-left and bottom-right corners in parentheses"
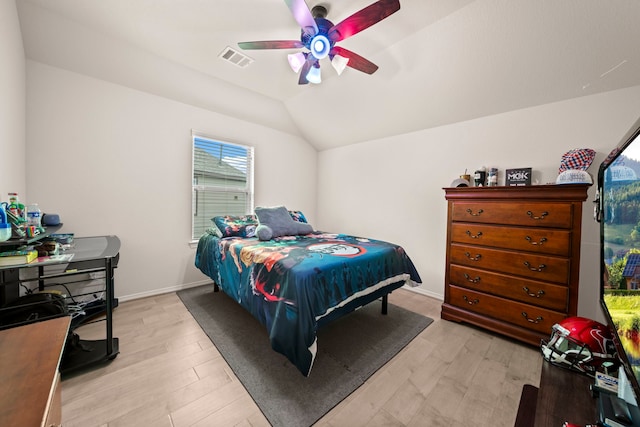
top-left (25, 61), bottom-right (317, 300)
top-left (317, 86), bottom-right (640, 320)
top-left (0, 0), bottom-right (26, 199)
top-left (15, 0), bottom-right (302, 141)
top-left (10, 0), bottom-right (640, 318)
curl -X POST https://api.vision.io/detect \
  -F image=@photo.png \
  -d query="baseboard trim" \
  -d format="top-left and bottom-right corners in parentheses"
top-left (118, 279), bottom-right (212, 303)
top-left (402, 284), bottom-right (443, 301)
top-left (118, 281), bottom-right (442, 304)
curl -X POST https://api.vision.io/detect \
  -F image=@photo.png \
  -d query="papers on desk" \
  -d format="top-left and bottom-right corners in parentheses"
top-left (32, 254), bottom-right (75, 276)
top-left (32, 254), bottom-right (74, 265)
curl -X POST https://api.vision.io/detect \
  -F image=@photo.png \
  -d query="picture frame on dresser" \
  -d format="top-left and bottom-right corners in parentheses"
top-left (441, 184), bottom-right (591, 346)
top-left (506, 168), bottom-right (532, 186)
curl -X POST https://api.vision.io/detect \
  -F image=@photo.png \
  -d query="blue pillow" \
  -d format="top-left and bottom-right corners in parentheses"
top-left (289, 210), bottom-right (308, 223)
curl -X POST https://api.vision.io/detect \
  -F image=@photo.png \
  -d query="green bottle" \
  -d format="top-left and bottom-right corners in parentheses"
top-left (7, 192), bottom-right (26, 221)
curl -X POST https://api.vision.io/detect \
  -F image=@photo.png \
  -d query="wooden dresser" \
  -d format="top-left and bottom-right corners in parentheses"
top-left (0, 316), bottom-right (70, 427)
top-left (441, 184), bottom-right (590, 346)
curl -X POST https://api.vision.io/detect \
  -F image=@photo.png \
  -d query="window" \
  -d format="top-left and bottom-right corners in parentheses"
top-left (192, 133), bottom-right (254, 240)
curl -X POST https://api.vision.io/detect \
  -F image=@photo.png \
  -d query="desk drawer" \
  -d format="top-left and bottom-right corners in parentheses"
top-left (450, 243), bottom-right (569, 284)
top-left (451, 202), bottom-right (572, 228)
top-left (448, 285), bottom-right (565, 334)
top-left (449, 265), bottom-right (568, 311)
top-left (450, 223), bottom-right (571, 256)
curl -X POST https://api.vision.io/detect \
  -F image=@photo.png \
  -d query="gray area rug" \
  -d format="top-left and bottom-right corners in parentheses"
top-left (177, 285), bottom-right (433, 427)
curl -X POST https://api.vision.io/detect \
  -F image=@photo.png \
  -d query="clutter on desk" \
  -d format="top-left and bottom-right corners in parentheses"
top-left (0, 203), bottom-right (10, 242)
top-left (0, 249), bottom-right (38, 266)
top-left (38, 240), bottom-right (60, 257)
top-left (0, 193), bottom-right (63, 242)
top-left (50, 233), bottom-right (74, 245)
top-left (26, 203), bottom-right (41, 227)
top-left (42, 213), bottom-right (60, 226)
top-left (7, 192), bottom-right (25, 220)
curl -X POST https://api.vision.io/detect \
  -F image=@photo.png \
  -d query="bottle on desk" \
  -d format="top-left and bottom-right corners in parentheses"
top-left (7, 192), bottom-right (25, 220)
top-left (26, 204), bottom-right (42, 228)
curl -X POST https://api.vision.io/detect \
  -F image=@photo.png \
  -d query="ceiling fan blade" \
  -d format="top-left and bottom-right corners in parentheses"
top-left (298, 57), bottom-right (317, 85)
top-left (238, 40), bottom-right (304, 50)
top-left (331, 46), bottom-right (379, 74)
top-left (328, 0), bottom-right (400, 42)
top-left (284, 0), bottom-right (318, 37)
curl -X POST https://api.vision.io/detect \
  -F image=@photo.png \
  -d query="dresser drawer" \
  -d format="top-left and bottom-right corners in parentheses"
top-left (449, 265), bottom-right (568, 311)
top-left (451, 202), bottom-right (573, 228)
top-left (448, 285), bottom-right (566, 334)
top-left (450, 223), bottom-right (571, 256)
top-left (450, 243), bottom-right (569, 284)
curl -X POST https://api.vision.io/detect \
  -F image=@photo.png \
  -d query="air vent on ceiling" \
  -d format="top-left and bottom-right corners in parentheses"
top-left (219, 46), bottom-right (254, 68)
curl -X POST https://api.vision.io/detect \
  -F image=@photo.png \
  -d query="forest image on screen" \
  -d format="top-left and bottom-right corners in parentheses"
top-left (603, 139), bottom-right (640, 387)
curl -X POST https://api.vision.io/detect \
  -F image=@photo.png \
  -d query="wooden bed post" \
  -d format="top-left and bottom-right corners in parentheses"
top-left (381, 295), bottom-right (388, 315)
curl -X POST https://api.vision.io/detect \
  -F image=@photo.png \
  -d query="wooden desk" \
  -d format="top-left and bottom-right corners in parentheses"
top-left (518, 360), bottom-right (598, 427)
top-left (0, 316), bottom-right (70, 427)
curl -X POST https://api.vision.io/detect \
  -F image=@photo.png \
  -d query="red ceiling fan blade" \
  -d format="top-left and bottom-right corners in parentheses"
top-left (328, 0), bottom-right (400, 42)
top-left (331, 46), bottom-right (379, 74)
top-left (238, 40), bottom-right (304, 50)
top-left (284, 0), bottom-right (318, 37)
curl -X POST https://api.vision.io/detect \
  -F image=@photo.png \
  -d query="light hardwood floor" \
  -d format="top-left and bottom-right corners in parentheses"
top-left (61, 288), bottom-right (542, 426)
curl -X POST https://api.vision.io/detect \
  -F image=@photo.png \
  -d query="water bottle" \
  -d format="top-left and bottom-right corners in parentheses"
top-left (27, 203), bottom-right (42, 227)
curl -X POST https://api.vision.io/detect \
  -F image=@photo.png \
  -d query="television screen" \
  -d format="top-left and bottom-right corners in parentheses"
top-left (599, 115), bottom-right (640, 405)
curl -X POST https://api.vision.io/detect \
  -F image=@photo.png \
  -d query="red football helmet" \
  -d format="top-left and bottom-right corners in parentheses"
top-left (540, 316), bottom-right (618, 375)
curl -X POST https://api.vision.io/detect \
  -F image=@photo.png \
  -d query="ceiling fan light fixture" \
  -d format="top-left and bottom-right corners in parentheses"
top-left (331, 54), bottom-right (349, 75)
top-left (310, 34), bottom-right (330, 59)
top-left (236, 0), bottom-right (401, 85)
top-left (287, 52), bottom-right (306, 73)
top-left (306, 65), bottom-right (322, 84)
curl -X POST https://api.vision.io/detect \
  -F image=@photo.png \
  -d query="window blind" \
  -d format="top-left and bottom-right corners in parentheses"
top-left (192, 134), bottom-right (254, 239)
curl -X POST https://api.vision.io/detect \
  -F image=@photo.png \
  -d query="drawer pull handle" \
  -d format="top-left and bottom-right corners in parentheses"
top-left (465, 230), bottom-right (483, 239)
top-left (523, 261), bottom-right (546, 272)
top-left (522, 312), bottom-right (543, 324)
top-left (464, 273), bottom-right (481, 283)
top-left (524, 236), bottom-right (547, 246)
top-left (464, 252), bottom-right (482, 261)
top-left (466, 208), bottom-right (484, 216)
top-left (522, 287), bottom-right (545, 298)
top-left (526, 210), bottom-right (549, 220)
top-left (463, 295), bottom-right (479, 305)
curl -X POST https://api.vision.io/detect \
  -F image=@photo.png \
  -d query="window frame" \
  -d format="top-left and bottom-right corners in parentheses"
top-left (191, 131), bottom-right (254, 241)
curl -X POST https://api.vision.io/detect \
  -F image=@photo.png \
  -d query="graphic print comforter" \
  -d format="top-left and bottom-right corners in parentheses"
top-left (195, 231), bottom-right (422, 376)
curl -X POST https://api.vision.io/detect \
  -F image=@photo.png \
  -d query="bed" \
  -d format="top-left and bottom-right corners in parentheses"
top-left (194, 210), bottom-right (422, 376)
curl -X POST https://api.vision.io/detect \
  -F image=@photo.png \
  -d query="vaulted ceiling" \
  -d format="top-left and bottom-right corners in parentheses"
top-left (16, 0), bottom-right (640, 150)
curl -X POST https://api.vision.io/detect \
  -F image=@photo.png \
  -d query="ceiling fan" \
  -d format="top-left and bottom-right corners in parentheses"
top-left (238, 0), bottom-right (401, 85)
